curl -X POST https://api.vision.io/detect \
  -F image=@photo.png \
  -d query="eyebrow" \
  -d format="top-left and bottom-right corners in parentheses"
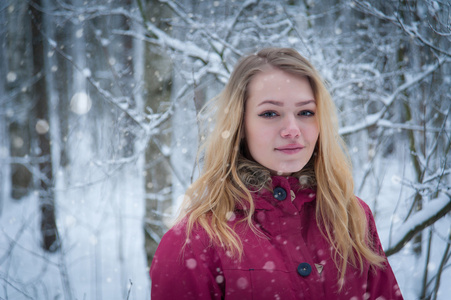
top-left (257, 99), bottom-right (316, 107)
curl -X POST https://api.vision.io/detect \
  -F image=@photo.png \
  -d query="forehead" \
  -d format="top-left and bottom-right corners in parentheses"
top-left (247, 68), bottom-right (313, 102)
top-left (250, 67), bottom-right (308, 87)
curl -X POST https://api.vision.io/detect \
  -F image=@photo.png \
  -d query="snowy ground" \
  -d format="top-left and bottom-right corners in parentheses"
top-left (0, 164), bottom-right (150, 300)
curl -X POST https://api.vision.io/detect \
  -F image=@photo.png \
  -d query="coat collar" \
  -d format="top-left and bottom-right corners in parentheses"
top-left (236, 176), bottom-right (317, 214)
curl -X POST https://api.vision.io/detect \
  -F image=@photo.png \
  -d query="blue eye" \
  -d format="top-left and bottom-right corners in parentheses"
top-left (259, 111), bottom-right (278, 118)
top-left (299, 110), bottom-right (315, 116)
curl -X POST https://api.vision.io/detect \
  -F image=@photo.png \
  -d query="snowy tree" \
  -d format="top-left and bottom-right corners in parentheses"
top-left (0, 0), bottom-right (163, 298)
top-left (1, 0), bottom-right (450, 299)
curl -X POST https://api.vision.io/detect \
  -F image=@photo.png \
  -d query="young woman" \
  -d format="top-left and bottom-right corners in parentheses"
top-left (150, 48), bottom-right (403, 299)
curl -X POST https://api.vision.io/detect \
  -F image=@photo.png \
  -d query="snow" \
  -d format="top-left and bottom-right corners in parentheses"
top-left (48, 38), bottom-right (57, 48)
top-left (356, 155), bottom-right (451, 300)
top-left (390, 194), bottom-right (451, 249)
top-left (0, 163), bottom-right (150, 300)
top-left (70, 92), bottom-right (92, 115)
top-left (6, 72), bottom-right (17, 83)
top-left (35, 119), bottom-right (50, 134)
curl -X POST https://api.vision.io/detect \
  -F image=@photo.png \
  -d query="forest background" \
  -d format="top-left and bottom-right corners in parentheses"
top-left (0, 0), bottom-right (450, 299)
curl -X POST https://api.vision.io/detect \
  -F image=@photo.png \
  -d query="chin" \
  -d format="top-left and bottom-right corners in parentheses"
top-left (271, 167), bottom-right (303, 176)
top-left (272, 163), bottom-right (305, 176)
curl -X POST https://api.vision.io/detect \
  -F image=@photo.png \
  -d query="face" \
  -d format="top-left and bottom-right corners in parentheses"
top-left (244, 68), bottom-right (319, 176)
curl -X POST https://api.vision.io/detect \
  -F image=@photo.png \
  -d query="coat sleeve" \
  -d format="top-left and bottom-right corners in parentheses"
top-left (360, 200), bottom-right (404, 300)
top-left (149, 223), bottom-right (224, 300)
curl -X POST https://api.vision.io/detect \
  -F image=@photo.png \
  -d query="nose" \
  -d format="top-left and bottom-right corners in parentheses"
top-left (280, 116), bottom-right (300, 138)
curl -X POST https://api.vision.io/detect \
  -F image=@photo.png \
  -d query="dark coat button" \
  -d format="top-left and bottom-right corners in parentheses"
top-left (273, 187), bottom-right (287, 201)
top-left (297, 262), bottom-right (312, 277)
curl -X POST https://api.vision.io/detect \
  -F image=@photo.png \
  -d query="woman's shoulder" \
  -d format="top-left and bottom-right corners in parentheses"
top-left (151, 220), bottom-right (220, 276)
top-left (150, 221), bottom-right (225, 299)
top-left (355, 196), bottom-right (384, 249)
top-left (155, 220), bottom-right (217, 262)
top-left (158, 219), bottom-right (212, 251)
top-left (356, 196), bottom-right (374, 219)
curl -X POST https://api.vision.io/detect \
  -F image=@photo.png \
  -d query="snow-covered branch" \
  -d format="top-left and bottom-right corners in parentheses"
top-left (352, 0), bottom-right (451, 57)
top-left (31, 25), bottom-right (148, 133)
top-left (113, 25), bottom-right (230, 83)
top-left (385, 193), bottom-right (451, 256)
top-left (339, 58), bottom-right (448, 136)
top-left (376, 120), bottom-right (450, 133)
top-left (0, 72), bottom-right (42, 106)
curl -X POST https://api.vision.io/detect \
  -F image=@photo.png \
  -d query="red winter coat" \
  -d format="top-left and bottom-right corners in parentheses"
top-left (150, 176), bottom-right (403, 299)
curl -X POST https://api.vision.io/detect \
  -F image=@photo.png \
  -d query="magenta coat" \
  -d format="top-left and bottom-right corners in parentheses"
top-left (150, 176), bottom-right (403, 299)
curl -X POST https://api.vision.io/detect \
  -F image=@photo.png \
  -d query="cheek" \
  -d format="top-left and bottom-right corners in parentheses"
top-left (304, 122), bottom-right (319, 143)
top-left (310, 130), bottom-right (319, 143)
top-left (245, 124), bottom-right (272, 154)
top-left (246, 127), bottom-right (263, 149)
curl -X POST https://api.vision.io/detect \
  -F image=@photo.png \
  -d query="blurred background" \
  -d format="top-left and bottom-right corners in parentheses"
top-left (0, 0), bottom-right (450, 299)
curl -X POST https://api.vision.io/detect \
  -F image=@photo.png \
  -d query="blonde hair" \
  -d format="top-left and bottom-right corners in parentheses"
top-left (177, 48), bottom-right (385, 283)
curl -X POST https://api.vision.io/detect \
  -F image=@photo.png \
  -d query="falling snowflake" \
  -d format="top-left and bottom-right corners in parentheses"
top-left (221, 130), bottom-right (230, 139)
top-left (76, 29), bottom-right (83, 38)
top-left (70, 92), bottom-right (92, 115)
top-left (7, 72), bottom-right (17, 83)
top-left (216, 275), bottom-right (224, 284)
top-left (226, 211), bottom-right (236, 222)
top-left (186, 258), bottom-right (197, 269)
top-left (35, 119), bottom-right (50, 135)
top-left (236, 277), bottom-right (248, 289)
top-left (263, 261), bottom-right (275, 272)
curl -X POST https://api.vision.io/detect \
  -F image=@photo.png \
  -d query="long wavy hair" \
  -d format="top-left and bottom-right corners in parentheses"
top-left (177, 48), bottom-right (385, 283)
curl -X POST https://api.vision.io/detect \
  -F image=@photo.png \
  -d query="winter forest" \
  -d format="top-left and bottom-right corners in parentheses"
top-left (0, 0), bottom-right (450, 299)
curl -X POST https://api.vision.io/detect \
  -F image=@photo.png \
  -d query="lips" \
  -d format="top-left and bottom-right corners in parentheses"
top-left (275, 144), bottom-right (304, 154)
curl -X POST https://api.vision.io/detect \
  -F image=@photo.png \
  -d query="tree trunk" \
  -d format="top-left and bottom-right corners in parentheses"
top-left (30, 0), bottom-right (60, 252)
top-left (0, 5), bottom-right (10, 214)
